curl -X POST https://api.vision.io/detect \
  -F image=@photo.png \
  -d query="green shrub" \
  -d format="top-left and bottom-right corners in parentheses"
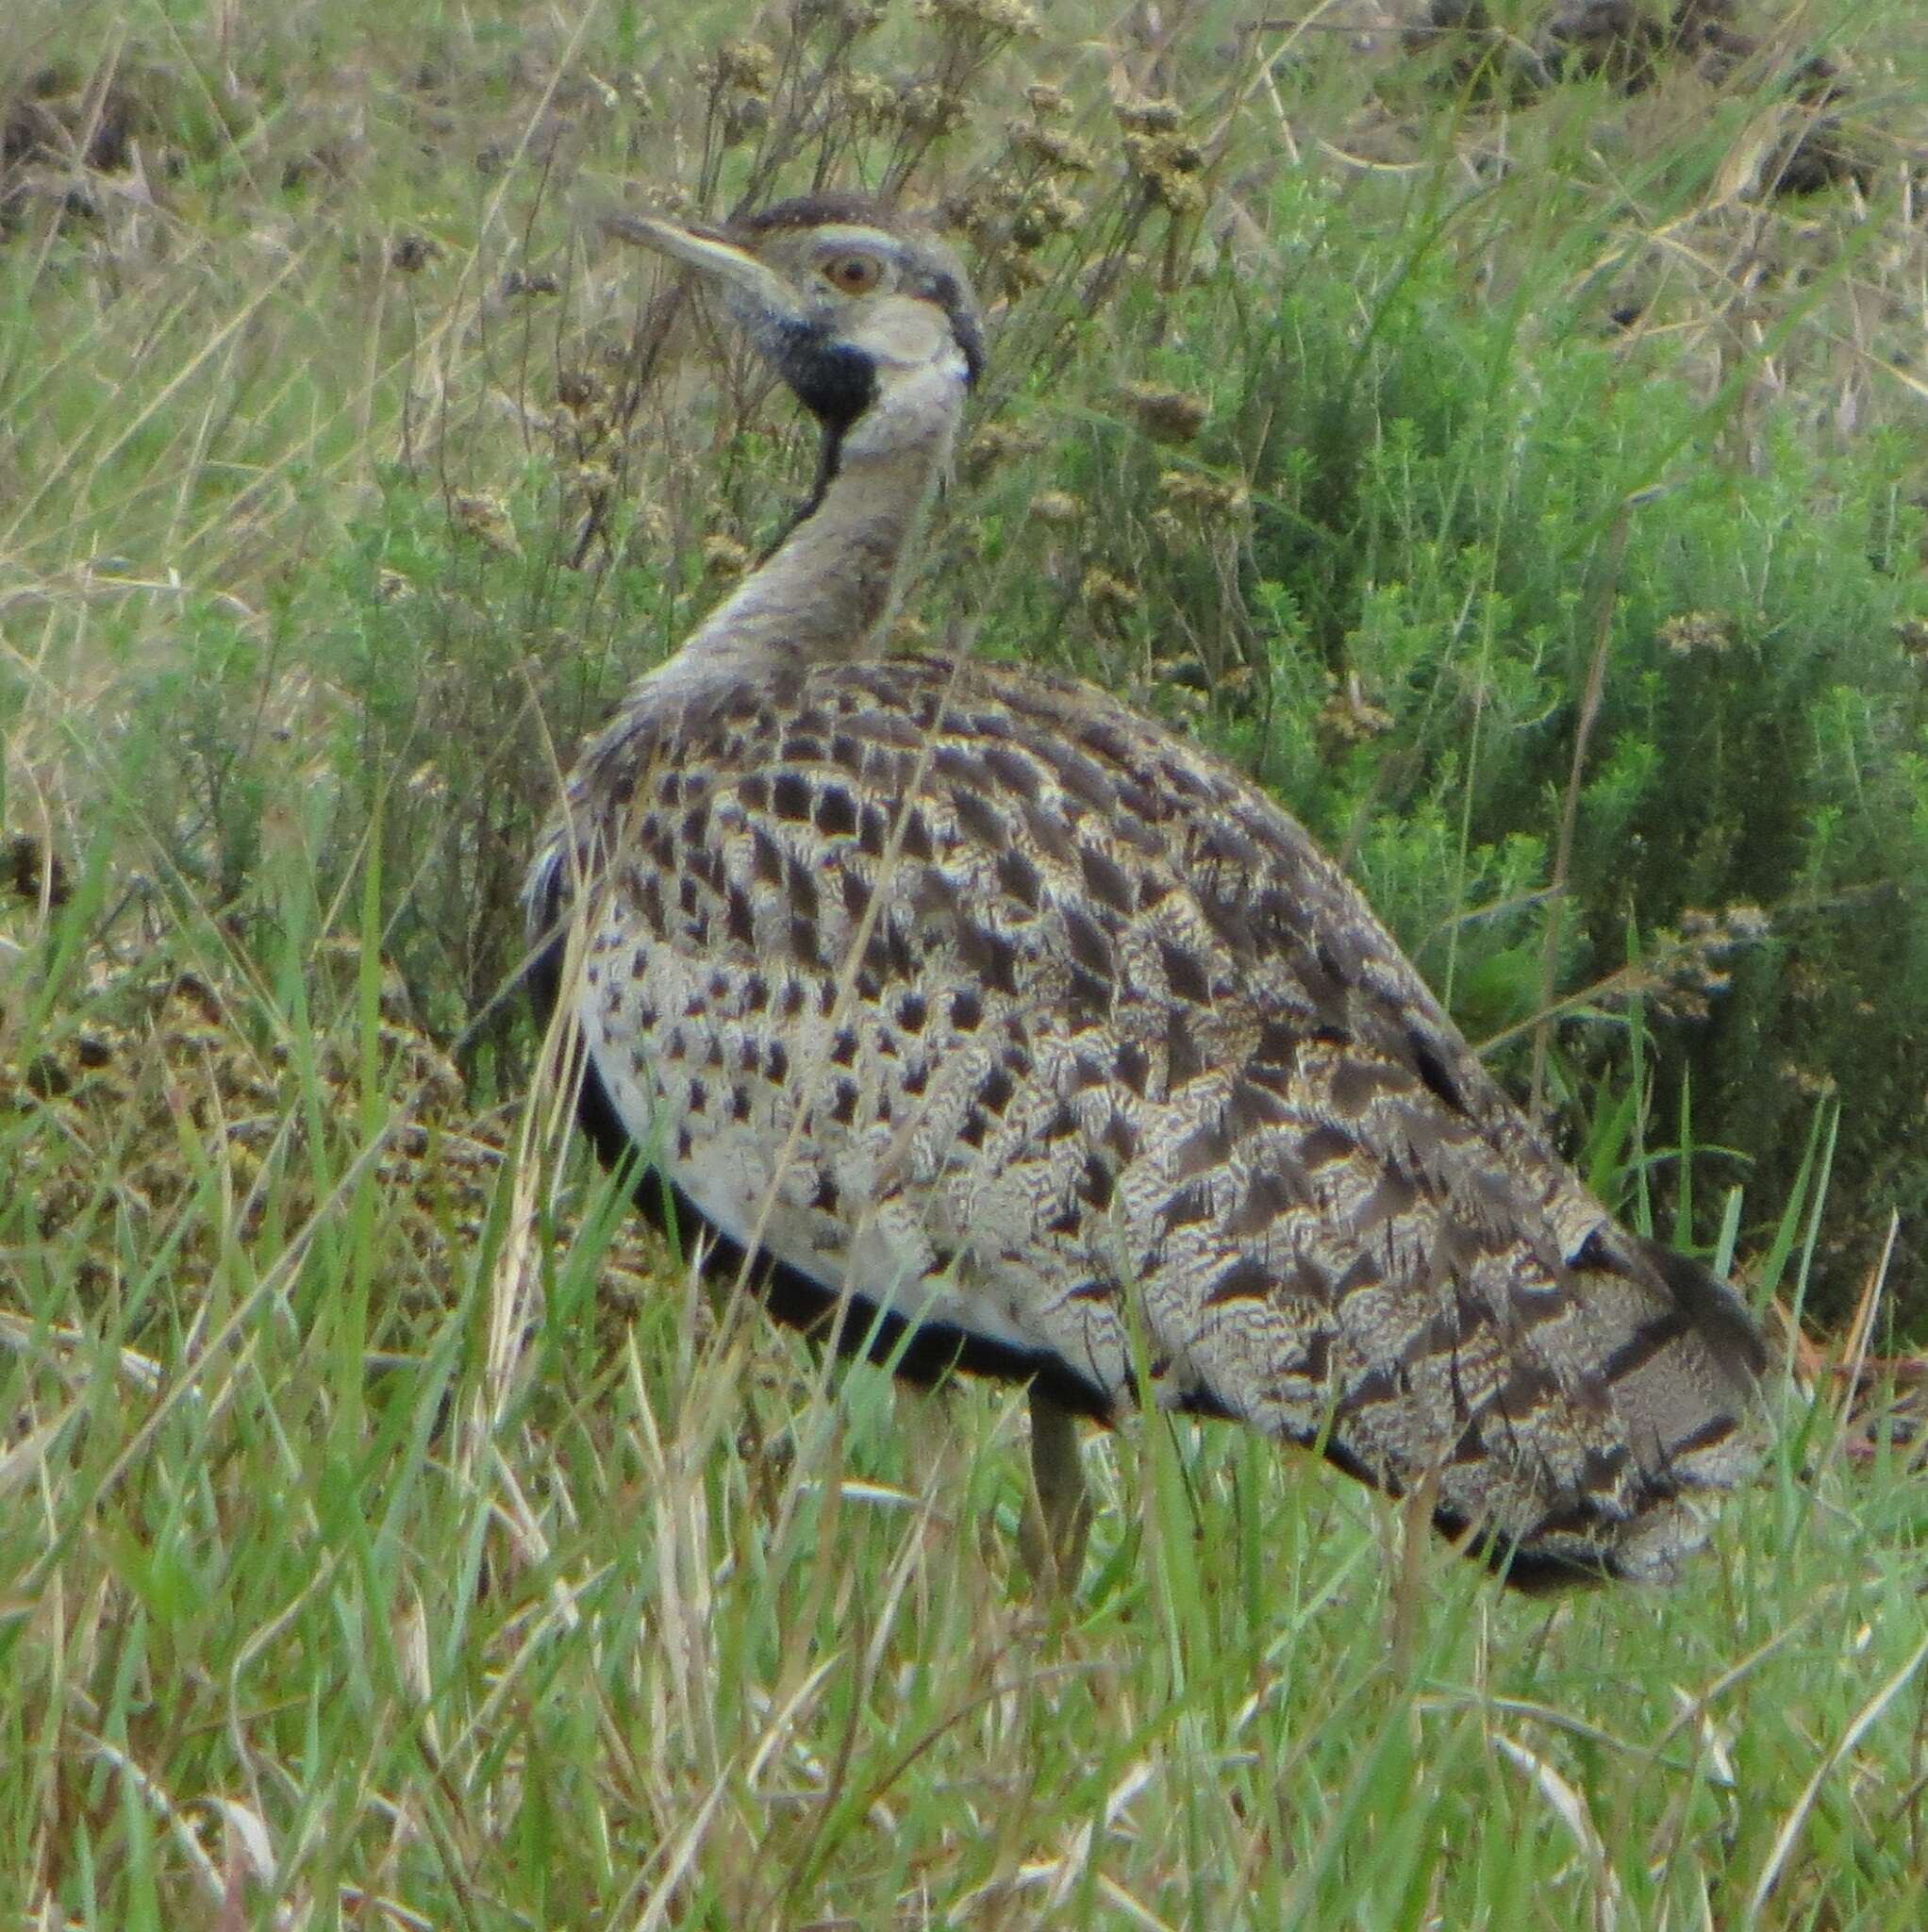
top-left (970, 141), bottom-right (1928, 1328)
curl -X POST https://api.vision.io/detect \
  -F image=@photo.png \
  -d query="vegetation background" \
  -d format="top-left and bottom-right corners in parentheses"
top-left (3, 1), bottom-right (1925, 1925)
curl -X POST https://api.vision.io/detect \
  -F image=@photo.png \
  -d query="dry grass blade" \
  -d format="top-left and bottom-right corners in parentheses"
top-left (1492, 1730), bottom-right (1622, 1932)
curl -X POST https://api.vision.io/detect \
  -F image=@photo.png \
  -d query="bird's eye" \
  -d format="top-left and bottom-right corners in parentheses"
top-left (822, 253), bottom-right (884, 294)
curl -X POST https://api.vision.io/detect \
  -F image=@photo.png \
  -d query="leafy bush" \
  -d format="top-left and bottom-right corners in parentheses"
top-left (972, 149), bottom-right (1928, 1328)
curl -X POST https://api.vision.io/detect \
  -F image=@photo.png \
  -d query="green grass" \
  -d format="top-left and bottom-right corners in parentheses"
top-left (3, 1081), bottom-right (1925, 1926)
top-left (6, 0), bottom-right (1928, 1923)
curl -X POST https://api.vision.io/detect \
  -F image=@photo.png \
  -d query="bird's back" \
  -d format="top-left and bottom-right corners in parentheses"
top-left (532, 650), bottom-right (1765, 1584)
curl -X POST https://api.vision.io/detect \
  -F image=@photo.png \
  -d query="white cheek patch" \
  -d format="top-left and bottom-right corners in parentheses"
top-left (836, 290), bottom-right (970, 462)
top-left (848, 294), bottom-right (954, 371)
top-left (840, 350), bottom-right (969, 461)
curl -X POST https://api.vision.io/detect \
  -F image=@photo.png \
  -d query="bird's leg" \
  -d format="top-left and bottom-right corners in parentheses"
top-left (898, 1379), bottom-right (963, 1549)
top-left (1019, 1383), bottom-right (1092, 1592)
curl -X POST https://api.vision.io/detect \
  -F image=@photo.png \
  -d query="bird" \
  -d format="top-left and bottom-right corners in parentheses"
top-left (524, 190), bottom-right (1768, 1591)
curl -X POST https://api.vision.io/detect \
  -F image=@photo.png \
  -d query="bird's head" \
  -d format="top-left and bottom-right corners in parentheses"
top-left (607, 192), bottom-right (984, 452)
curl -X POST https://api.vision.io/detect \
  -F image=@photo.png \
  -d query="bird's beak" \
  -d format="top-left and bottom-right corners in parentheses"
top-left (604, 209), bottom-right (804, 327)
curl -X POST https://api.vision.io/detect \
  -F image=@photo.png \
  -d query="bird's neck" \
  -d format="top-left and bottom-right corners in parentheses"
top-left (639, 382), bottom-right (960, 705)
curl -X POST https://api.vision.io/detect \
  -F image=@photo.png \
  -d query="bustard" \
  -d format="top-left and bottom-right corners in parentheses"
top-left (526, 192), bottom-right (1767, 1589)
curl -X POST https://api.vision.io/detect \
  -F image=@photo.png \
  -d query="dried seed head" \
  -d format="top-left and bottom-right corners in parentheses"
top-left (966, 423), bottom-right (1046, 469)
top-left (938, 186), bottom-right (991, 232)
top-left (1038, 181), bottom-right (1084, 230)
top-left (1317, 675), bottom-right (1394, 745)
top-left (1156, 468), bottom-right (1247, 515)
top-left (989, 252), bottom-right (1050, 298)
top-left (1140, 131), bottom-right (1205, 174)
top-left (1122, 130), bottom-right (1209, 214)
top-left (1, 833), bottom-right (70, 911)
top-left (703, 534), bottom-right (753, 578)
top-left (1080, 565), bottom-right (1139, 618)
top-left (1645, 900), bottom-right (1773, 1021)
top-left (1116, 95), bottom-right (1183, 133)
top-left (1010, 123), bottom-right (1095, 174)
top-left (709, 40), bottom-right (777, 95)
top-left (994, 175), bottom-right (1084, 248)
top-left (1660, 611), bottom-right (1732, 656)
top-left (900, 83), bottom-right (967, 137)
top-left (837, 72), bottom-right (904, 129)
top-left (1128, 385), bottom-right (1209, 444)
top-left (796, 0), bottom-right (888, 30)
top-left (1779, 1061), bottom-right (1837, 1099)
top-left (918, 0), bottom-right (1040, 34)
top-left (568, 460), bottom-right (619, 496)
top-left (630, 501), bottom-right (671, 549)
top-left (1029, 490), bottom-right (1083, 525)
top-left (390, 231), bottom-right (440, 273)
top-left (1146, 166), bottom-right (1205, 214)
top-left (723, 95), bottom-right (770, 144)
top-left (450, 491), bottom-right (519, 555)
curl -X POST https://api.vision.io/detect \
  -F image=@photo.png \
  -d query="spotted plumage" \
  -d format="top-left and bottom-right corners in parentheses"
top-left (528, 193), bottom-right (1766, 1587)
